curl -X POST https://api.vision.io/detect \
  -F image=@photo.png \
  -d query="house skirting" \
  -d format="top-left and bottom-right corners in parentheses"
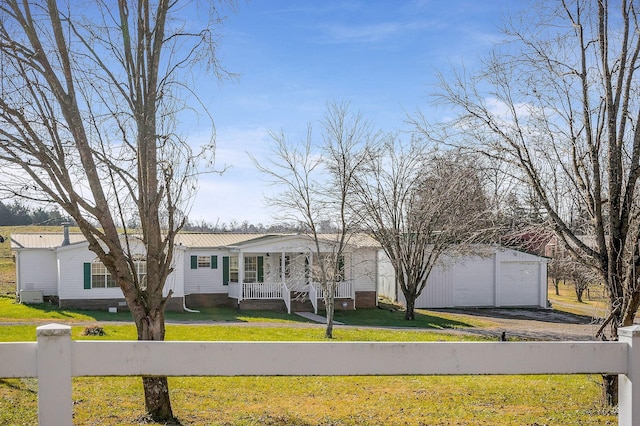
top-left (58, 297), bottom-right (184, 312)
top-left (355, 291), bottom-right (377, 308)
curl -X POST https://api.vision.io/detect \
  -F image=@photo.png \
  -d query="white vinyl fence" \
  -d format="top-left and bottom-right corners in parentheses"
top-left (2, 323), bottom-right (640, 425)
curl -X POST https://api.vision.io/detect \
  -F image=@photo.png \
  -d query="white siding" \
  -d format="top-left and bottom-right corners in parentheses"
top-left (16, 249), bottom-right (58, 296)
top-left (389, 248), bottom-right (548, 309)
top-left (416, 261), bottom-right (454, 308)
top-left (183, 250), bottom-right (227, 294)
top-left (57, 242), bottom-right (181, 300)
top-left (165, 249), bottom-right (185, 297)
top-left (377, 251), bottom-right (396, 300)
top-left (57, 244), bottom-right (124, 300)
top-left (350, 249), bottom-right (377, 292)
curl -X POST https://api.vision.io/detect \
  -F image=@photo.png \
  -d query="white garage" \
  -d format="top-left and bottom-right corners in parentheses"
top-left (381, 247), bottom-right (548, 309)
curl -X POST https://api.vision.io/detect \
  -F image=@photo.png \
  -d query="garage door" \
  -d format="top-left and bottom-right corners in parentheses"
top-left (499, 262), bottom-right (540, 306)
top-left (452, 256), bottom-right (495, 306)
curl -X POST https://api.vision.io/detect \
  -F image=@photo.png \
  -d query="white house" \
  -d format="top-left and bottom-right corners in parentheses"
top-left (378, 247), bottom-right (549, 309)
top-left (11, 228), bottom-right (380, 313)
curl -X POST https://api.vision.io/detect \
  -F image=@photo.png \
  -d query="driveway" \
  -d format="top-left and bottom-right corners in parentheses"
top-left (437, 308), bottom-right (605, 341)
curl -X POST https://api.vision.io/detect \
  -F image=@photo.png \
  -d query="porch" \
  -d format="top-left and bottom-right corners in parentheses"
top-left (228, 280), bottom-right (355, 314)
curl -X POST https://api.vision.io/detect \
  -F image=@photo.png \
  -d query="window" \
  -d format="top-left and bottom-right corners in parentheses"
top-left (281, 255), bottom-right (291, 279)
top-left (132, 255), bottom-right (147, 290)
top-left (229, 256), bottom-right (239, 283)
top-left (197, 256), bottom-right (210, 268)
top-left (315, 254), bottom-right (345, 282)
top-left (190, 255), bottom-right (218, 269)
top-left (90, 261), bottom-right (117, 288)
top-left (85, 257), bottom-right (146, 290)
top-left (244, 256), bottom-right (258, 283)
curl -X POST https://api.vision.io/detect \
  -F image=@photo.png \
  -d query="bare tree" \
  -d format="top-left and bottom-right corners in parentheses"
top-left (424, 0), bottom-right (640, 404)
top-left (351, 139), bottom-right (490, 320)
top-left (567, 260), bottom-right (599, 303)
top-left (0, 1), bottom-right (227, 420)
top-left (254, 103), bottom-right (372, 337)
top-left (548, 257), bottom-right (570, 297)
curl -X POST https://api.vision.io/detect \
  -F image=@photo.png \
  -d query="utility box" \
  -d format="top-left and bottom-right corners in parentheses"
top-left (20, 290), bottom-right (44, 304)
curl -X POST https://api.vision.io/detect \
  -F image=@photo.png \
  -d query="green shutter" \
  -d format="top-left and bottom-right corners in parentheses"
top-left (257, 256), bottom-right (264, 283)
top-left (211, 255), bottom-right (218, 269)
top-left (190, 255), bottom-right (197, 269)
top-left (222, 256), bottom-right (229, 285)
top-left (83, 263), bottom-right (91, 289)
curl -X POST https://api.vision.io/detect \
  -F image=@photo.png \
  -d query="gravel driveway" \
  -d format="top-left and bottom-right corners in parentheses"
top-left (439, 308), bottom-right (605, 341)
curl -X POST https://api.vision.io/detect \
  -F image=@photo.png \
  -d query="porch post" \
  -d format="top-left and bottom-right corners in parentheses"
top-left (281, 251), bottom-right (286, 288)
top-left (350, 253), bottom-right (355, 309)
top-left (309, 252), bottom-right (313, 287)
top-left (37, 324), bottom-right (73, 426)
top-left (238, 252), bottom-right (244, 298)
top-left (619, 325), bottom-right (640, 425)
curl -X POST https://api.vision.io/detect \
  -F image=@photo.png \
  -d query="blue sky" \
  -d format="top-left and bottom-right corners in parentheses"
top-left (188, 0), bottom-right (524, 226)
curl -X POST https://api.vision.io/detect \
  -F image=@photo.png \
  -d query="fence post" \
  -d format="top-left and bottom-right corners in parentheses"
top-left (36, 323), bottom-right (72, 426)
top-left (618, 325), bottom-right (640, 426)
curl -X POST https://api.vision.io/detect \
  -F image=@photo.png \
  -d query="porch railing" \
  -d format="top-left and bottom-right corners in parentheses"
top-left (282, 281), bottom-right (291, 314)
top-left (242, 281), bottom-right (283, 299)
top-left (313, 281), bottom-right (353, 300)
top-left (309, 281), bottom-right (318, 314)
top-left (228, 282), bottom-right (241, 301)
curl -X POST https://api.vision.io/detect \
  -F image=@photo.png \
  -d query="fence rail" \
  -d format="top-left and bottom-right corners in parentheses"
top-left (1, 324), bottom-right (640, 425)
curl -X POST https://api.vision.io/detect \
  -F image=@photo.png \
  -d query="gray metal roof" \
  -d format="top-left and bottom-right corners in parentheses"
top-left (11, 233), bottom-right (87, 249)
top-left (10, 232), bottom-right (381, 250)
top-left (173, 233), bottom-right (269, 248)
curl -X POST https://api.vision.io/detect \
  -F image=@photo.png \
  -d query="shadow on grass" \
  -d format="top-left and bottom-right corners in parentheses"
top-left (1, 294), bottom-right (478, 329)
top-left (0, 379), bottom-right (36, 394)
top-left (333, 307), bottom-right (475, 329)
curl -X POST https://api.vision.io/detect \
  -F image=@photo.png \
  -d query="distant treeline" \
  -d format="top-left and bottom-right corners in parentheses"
top-left (183, 219), bottom-right (307, 233)
top-left (0, 201), bottom-right (74, 226)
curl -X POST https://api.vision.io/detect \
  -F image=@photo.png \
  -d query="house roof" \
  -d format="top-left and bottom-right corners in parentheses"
top-left (11, 233), bottom-right (87, 249)
top-left (226, 233), bottom-right (380, 249)
top-left (173, 233), bottom-right (270, 248)
top-left (10, 231), bottom-right (381, 251)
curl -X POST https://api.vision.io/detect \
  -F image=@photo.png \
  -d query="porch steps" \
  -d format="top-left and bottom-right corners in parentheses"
top-left (294, 311), bottom-right (343, 325)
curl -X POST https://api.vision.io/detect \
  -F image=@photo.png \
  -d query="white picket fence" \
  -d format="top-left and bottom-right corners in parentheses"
top-left (2, 323), bottom-right (640, 425)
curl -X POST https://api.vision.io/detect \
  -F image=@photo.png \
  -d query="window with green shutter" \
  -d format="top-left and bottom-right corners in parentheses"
top-left (257, 256), bottom-right (264, 283)
top-left (222, 256), bottom-right (229, 285)
top-left (83, 263), bottom-right (91, 289)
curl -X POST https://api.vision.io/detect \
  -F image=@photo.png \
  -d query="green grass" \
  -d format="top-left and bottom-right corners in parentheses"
top-left (549, 283), bottom-right (608, 318)
top-left (333, 306), bottom-right (492, 329)
top-left (0, 322), bottom-right (617, 424)
top-left (0, 322), bottom-right (486, 343)
top-left (1, 375), bottom-right (614, 425)
top-left (0, 295), bottom-right (492, 331)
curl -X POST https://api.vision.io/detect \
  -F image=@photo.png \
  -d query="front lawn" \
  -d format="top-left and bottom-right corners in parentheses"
top-left (0, 321), bottom-right (616, 425)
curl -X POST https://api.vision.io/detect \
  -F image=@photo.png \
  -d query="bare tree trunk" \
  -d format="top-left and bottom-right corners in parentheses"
top-left (602, 375), bottom-right (618, 407)
top-left (131, 300), bottom-right (174, 420)
top-left (325, 298), bottom-right (335, 339)
top-left (404, 297), bottom-right (416, 321)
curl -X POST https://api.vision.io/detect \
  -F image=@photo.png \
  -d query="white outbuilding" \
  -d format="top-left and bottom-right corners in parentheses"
top-left (378, 247), bottom-right (549, 309)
